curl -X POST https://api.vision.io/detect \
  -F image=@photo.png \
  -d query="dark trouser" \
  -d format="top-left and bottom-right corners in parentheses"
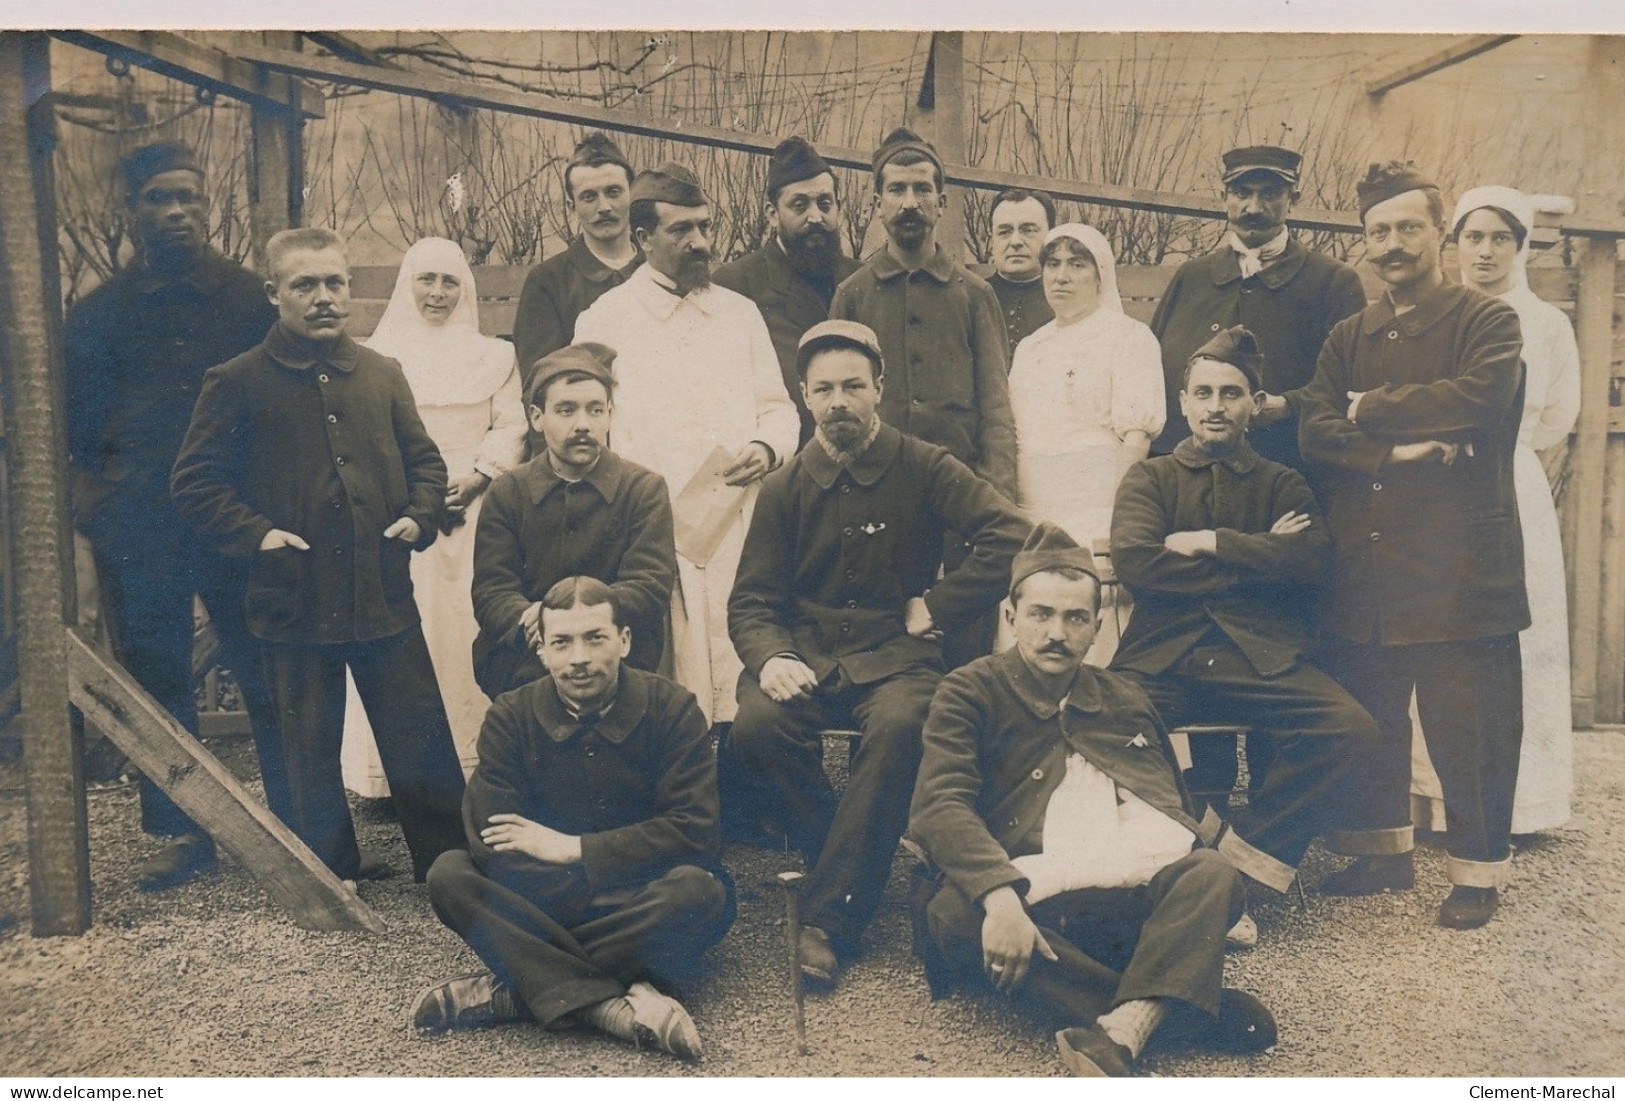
top-left (1118, 635), bottom-right (1378, 892)
top-left (927, 849), bottom-right (1242, 1022)
top-left (730, 663), bottom-right (940, 954)
top-left (426, 850), bottom-right (731, 1026)
top-left (262, 625), bottom-right (465, 880)
top-left (91, 534), bottom-right (287, 837)
top-left (1322, 634), bottom-right (1523, 886)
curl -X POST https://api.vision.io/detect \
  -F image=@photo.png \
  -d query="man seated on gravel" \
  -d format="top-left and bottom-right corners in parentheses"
top-left (908, 524), bottom-right (1276, 1077)
top-left (413, 576), bottom-right (731, 1062)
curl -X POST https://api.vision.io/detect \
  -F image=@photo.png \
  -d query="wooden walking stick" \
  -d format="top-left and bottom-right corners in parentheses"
top-left (777, 870), bottom-right (809, 1055)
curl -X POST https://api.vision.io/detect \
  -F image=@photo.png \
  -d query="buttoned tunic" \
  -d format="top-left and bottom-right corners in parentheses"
top-left (471, 450), bottom-right (676, 692)
top-left (714, 240), bottom-right (861, 447)
top-left (1151, 238), bottom-right (1366, 468)
top-left (729, 422), bottom-right (1029, 686)
top-left (511, 236), bottom-right (641, 383)
top-left (573, 265), bottom-right (799, 722)
top-left (171, 324), bottom-right (447, 644)
top-left (830, 245), bottom-right (1017, 497)
top-left (972, 265), bottom-right (1054, 357)
top-left (1298, 282), bottom-right (1529, 645)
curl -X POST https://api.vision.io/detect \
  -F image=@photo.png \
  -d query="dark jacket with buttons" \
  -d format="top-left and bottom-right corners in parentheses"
top-left (511, 236), bottom-right (642, 386)
top-left (170, 323), bottom-right (447, 644)
top-left (1110, 437), bottom-right (1330, 678)
top-left (713, 241), bottom-right (861, 447)
top-left (1298, 281), bottom-right (1530, 645)
top-left (65, 248), bottom-right (277, 541)
top-left (1150, 237), bottom-right (1367, 468)
top-left (729, 422), bottom-right (1029, 686)
top-left (463, 666), bottom-right (721, 905)
top-left (970, 264), bottom-right (1054, 358)
top-left (830, 245), bottom-right (1017, 497)
top-left (471, 449), bottom-right (676, 695)
top-left (910, 649), bottom-right (1207, 904)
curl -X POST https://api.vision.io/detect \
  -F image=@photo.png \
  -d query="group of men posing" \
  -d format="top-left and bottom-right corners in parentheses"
top-left (67, 126), bottom-right (1531, 1076)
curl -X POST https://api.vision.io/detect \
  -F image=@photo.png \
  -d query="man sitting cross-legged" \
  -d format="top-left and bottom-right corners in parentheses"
top-left (414, 576), bottom-right (731, 1062)
top-left (909, 524), bottom-right (1277, 1077)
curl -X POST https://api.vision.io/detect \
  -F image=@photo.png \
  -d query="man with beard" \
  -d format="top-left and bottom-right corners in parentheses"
top-left (573, 163), bottom-right (798, 729)
top-left (831, 126), bottom-right (1017, 668)
top-left (1299, 163), bottom-right (1528, 930)
top-left (172, 227), bottom-right (466, 884)
top-left (471, 344), bottom-right (677, 696)
top-left (512, 132), bottom-right (641, 388)
top-left (971, 188), bottom-right (1057, 356)
top-left (715, 135), bottom-right (861, 448)
top-left (64, 140), bottom-right (285, 890)
top-left (728, 320), bottom-right (1028, 989)
top-left (1108, 327), bottom-right (1377, 940)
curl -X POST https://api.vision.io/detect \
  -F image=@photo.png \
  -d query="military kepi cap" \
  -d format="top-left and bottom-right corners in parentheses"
top-left (1189, 324), bottom-right (1265, 391)
top-left (1356, 161), bottom-right (1437, 218)
top-left (1009, 521), bottom-right (1100, 602)
top-left (768, 135), bottom-right (834, 196)
top-left (871, 125), bottom-right (943, 179)
top-left (526, 343), bottom-right (617, 406)
top-left (122, 140), bottom-right (203, 197)
top-left (630, 161), bottom-right (708, 207)
top-left (796, 319), bottom-right (885, 379)
top-left (1220, 146), bottom-right (1301, 186)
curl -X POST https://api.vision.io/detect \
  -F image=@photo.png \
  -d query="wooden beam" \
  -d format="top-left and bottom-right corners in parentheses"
top-left (247, 32), bottom-right (303, 269)
top-left (0, 32), bottom-right (89, 937)
top-left (52, 30), bottom-right (325, 119)
top-left (1366, 35), bottom-right (1519, 98)
top-left (300, 32), bottom-right (398, 68)
top-left (1599, 438), bottom-right (1625, 723)
top-left (915, 32), bottom-right (968, 263)
top-left (65, 629), bottom-right (385, 934)
top-left (1568, 237), bottom-right (1617, 730)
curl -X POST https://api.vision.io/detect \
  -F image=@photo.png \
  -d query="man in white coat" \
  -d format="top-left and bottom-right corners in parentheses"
top-left (574, 162), bottom-right (799, 726)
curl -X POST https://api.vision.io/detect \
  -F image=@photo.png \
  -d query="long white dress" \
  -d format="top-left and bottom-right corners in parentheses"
top-left (340, 239), bottom-right (528, 795)
top-left (1413, 189), bottom-right (1581, 833)
top-left (573, 264), bottom-right (799, 724)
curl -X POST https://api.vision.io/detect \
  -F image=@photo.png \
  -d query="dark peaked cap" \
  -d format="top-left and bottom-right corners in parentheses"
top-left (1356, 161), bottom-right (1437, 218)
top-left (1189, 325), bottom-right (1265, 391)
top-left (631, 161), bottom-right (708, 207)
top-left (122, 140), bottom-right (202, 196)
top-left (1220, 145), bottom-right (1302, 186)
top-left (1009, 521), bottom-right (1100, 602)
top-left (871, 125), bottom-right (943, 178)
top-left (768, 135), bottom-right (833, 195)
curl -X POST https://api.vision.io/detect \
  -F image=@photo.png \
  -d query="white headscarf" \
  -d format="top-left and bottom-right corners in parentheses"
top-left (365, 236), bottom-right (515, 408)
top-left (1040, 223), bottom-right (1124, 316)
top-left (1451, 185), bottom-right (1537, 295)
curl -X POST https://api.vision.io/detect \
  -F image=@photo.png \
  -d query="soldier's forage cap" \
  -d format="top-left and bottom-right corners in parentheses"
top-left (526, 343), bottom-right (617, 406)
top-left (769, 135), bottom-right (834, 196)
top-left (630, 162), bottom-right (708, 208)
top-left (1189, 325), bottom-right (1265, 392)
top-left (871, 126), bottom-right (943, 180)
top-left (796, 320), bottom-right (885, 379)
top-left (567, 132), bottom-right (633, 178)
top-left (1356, 161), bottom-right (1438, 219)
top-left (1220, 146), bottom-right (1302, 186)
top-left (1009, 522), bottom-right (1100, 603)
top-left (122, 140), bottom-right (203, 197)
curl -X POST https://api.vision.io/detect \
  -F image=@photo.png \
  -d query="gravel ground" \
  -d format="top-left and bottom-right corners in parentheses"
top-left (1, 731), bottom-right (1621, 1078)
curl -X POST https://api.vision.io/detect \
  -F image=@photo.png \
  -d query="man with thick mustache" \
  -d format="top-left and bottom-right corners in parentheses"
top-left (728, 320), bottom-right (1027, 989)
top-left (715, 136), bottom-right (861, 448)
top-left (574, 162), bottom-right (799, 729)
top-left (471, 344), bottom-right (676, 696)
top-left (1298, 163), bottom-right (1528, 930)
top-left (172, 226), bottom-right (466, 884)
top-left (1108, 326), bottom-right (1377, 941)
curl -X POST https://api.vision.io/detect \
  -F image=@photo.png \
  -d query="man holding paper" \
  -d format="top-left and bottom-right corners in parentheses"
top-left (727, 320), bottom-right (1028, 989)
top-left (574, 162), bottom-right (799, 725)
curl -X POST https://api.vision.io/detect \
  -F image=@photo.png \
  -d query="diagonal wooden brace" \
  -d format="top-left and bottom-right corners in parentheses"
top-left (65, 627), bottom-right (385, 934)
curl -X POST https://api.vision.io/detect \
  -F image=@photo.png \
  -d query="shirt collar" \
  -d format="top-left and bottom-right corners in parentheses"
top-left (1358, 278), bottom-right (1464, 337)
top-left (568, 235), bottom-right (640, 284)
top-left (632, 264), bottom-right (718, 319)
top-left (869, 242), bottom-right (955, 284)
top-left (263, 321), bottom-right (361, 373)
top-left (996, 647), bottom-right (1104, 720)
top-left (1210, 233), bottom-right (1307, 289)
top-left (525, 448), bottom-right (624, 505)
top-left (800, 419), bottom-right (901, 489)
top-left (1172, 435), bottom-right (1260, 475)
top-left (132, 246), bottom-right (229, 297)
top-left (535, 667), bottom-right (648, 744)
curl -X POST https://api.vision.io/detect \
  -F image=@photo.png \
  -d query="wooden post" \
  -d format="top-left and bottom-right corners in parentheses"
top-left (914, 32), bottom-right (967, 263)
top-left (247, 30), bottom-right (303, 269)
top-left (1600, 438), bottom-right (1625, 723)
top-left (0, 32), bottom-right (91, 935)
top-left (1570, 236), bottom-right (1618, 729)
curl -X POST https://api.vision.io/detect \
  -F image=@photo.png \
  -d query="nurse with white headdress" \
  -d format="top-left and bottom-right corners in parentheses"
top-left (1411, 186), bottom-right (1580, 834)
top-left (341, 237), bottom-right (527, 797)
top-left (1005, 222), bottom-right (1165, 662)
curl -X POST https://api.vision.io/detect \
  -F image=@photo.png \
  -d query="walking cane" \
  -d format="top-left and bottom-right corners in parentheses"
top-left (777, 870), bottom-right (809, 1056)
